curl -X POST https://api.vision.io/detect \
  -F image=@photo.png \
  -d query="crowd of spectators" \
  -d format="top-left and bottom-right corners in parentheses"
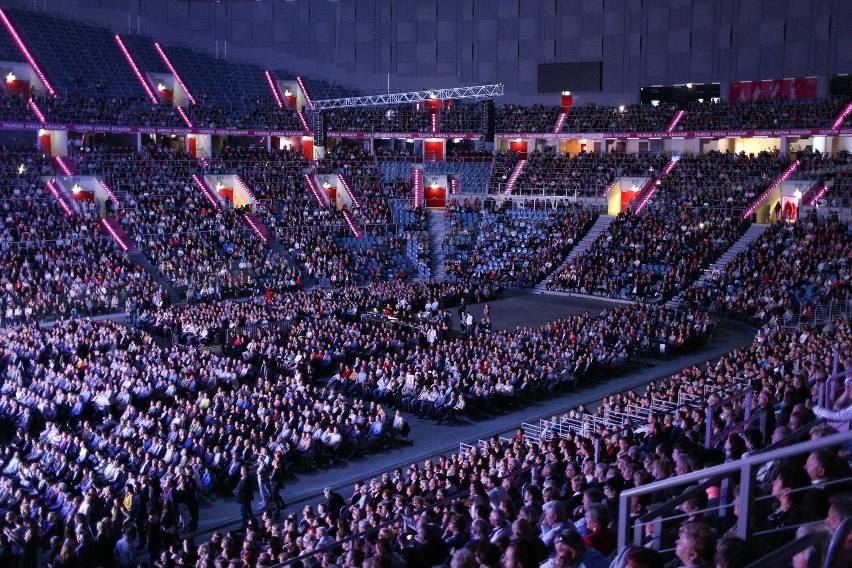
top-left (680, 216), bottom-right (851, 326)
top-left (35, 94), bottom-right (184, 128)
top-left (548, 209), bottom-right (749, 302)
top-left (514, 151), bottom-right (668, 197)
top-left (450, 202), bottom-right (599, 288)
top-left (652, 151), bottom-right (788, 211)
top-left (323, 107), bottom-right (430, 133)
top-left (679, 97), bottom-right (848, 131)
top-left (561, 103), bottom-right (678, 133)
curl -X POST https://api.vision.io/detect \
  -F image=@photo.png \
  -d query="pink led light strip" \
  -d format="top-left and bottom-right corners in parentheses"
top-left (176, 106), bottom-right (193, 127)
top-left (304, 174), bottom-right (328, 207)
top-left (98, 179), bottom-right (121, 207)
top-left (154, 43), bottom-right (196, 105)
top-left (742, 160), bottom-right (800, 219)
top-left (666, 110), bottom-right (686, 133)
top-left (295, 76), bottom-right (313, 109)
top-left (553, 113), bottom-right (568, 134)
top-left (0, 9), bottom-right (56, 97)
top-left (55, 156), bottom-right (73, 176)
top-left (115, 35), bottom-right (158, 104)
top-left (27, 98), bottom-right (45, 123)
top-left (233, 175), bottom-right (258, 203)
top-left (810, 186), bottom-right (829, 206)
top-left (46, 180), bottom-right (74, 216)
top-left (339, 175), bottom-right (361, 208)
top-left (101, 219), bottom-right (130, 252)
top-left (192, 174), bottom-right (222, 210)
top-left (832, 102), bottom-right (852, 130)
top-left (297, 111), bottom-right (311, 133)
top-left (264, 71), bottom-right (284, 108)
top-left (342, 209), bottom-right (363, 238)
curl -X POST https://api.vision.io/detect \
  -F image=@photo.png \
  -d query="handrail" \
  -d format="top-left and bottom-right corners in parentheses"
top-left (617, 429), bottom-right (852, 551)
top-left (742, 532), bottom-right (825, 568)
top-left (818, 367), bottom-right (852, 409)
top-left (634, 417), bottom-right (828, 537)
top-left (826, 515), bottom-right (852, 568)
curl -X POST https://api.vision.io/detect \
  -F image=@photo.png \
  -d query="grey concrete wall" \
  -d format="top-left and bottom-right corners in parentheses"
top-left (6, 0), bottom-right (850, 105)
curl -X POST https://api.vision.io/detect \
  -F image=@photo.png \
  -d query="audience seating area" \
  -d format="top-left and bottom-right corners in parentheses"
top-left (0, 9), bottom-right (849, 568)
top-left (514, 151), bottom-right (668, 197)
top-left (451, 202), bottom-right (599, 288)
top-left (680, 97), bottom-right (849, 131)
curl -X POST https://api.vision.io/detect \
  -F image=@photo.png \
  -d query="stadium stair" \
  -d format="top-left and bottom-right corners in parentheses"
top-left (337, 173), bottom-right (362, 207)
top-left (341, 209), bottom-right (364, 238)
top-left (45, 179), bottom-right (78, 216)
top-left (304, 174), bottom-right (330, 207)
top-left (101, 218), bottom-right (138, 252)
top-left (240, 213), bottom-right (273, 243)
top-left (502, 159), bottom-right (527, 195)
top-left (427, 209), bottom-right (447, 280)
top-left (664, 223), bottom-right (772, 309)
top-left (536, 214), bottom-right (616, 291)
top-left (192, 174), bottom-right (223, 210)
top-left (552, 112), bottom-right (568, 134)
top-left (127, 249), bottom-right (181, 302)
top-left (800, 180), bottom-right (824, 206)
top-left (634, 158), bottom-right (679, 213)
top-left (741, 160), bottom-right (800, 219)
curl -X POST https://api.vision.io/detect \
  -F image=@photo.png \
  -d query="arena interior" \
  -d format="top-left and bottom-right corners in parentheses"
top-left (0, 1), bottom-right (849, 567)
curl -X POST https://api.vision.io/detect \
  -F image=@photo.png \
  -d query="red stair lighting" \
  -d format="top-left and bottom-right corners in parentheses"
top-left (809, 185), bottom-right (829, 206)
top-left (27, 97), bottom-right (45, 123)
top-left (154, 43), bottom-right (196, 105)
top-left (600, 178), bottom-right (618, 197)
top-left (0, 9), bottom-right (56, 97)
top-left (295, 76), bottom-right (314, 109)
top-left (241, 213), bottom-right (271, 243)
top-left (53, 156), bottom-right (75, 176)
top-left (115, 35), bottom-right (159, 104)
top-left (634, 158), bottom-right (680, 214)
top-left (742, 160), bottom-right (800, 219)
top-left (666, 110), bottom-right (686, 133)
top-left (264, 71), bottom-right (284, 108)
top-left (101, 218), bottom-right (138, 252)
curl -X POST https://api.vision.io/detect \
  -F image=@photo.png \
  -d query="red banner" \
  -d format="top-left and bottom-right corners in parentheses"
top-left (730, 77), bottom-right (818, 101)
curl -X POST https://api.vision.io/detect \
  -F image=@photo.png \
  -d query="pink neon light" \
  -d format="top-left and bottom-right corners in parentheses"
top-left (553, 113), bottom-right (568, 134)
top-left (666, 110), bottom-right (685, 133)
top-left (304, 174), bottom-right (328, 206)
top-left (743, 160), bottom-right (800, 219)
top-left (27, 98), bottom-right (45, 123)
top-left (101, 219), bottom-right (129, 251)
top-left (192, 174), bottom-right (221, 209)
top-left (0, 9), bottom-right (56, 97)
top-left (296, 111), bottom-right (311, 133)
top-left (339, 176), bottom-right (361, 208)
top-left (342, 209), bottom-right (363, 238)
top-left (46, 180), bottom-right (74, 216)
top-left (176, 106), bottom-right (193, 127)
top-left (296, 76), bottom-right (314, 109)
top-left (55, 156), bottom-right (73, 176)
top-left (233, 175), bottom-right (258, 203)
top-left (832, 102), bottom-right (852, 130)
top-left (115, 35), bottom-right (158, 104)
top-left (154, 43), bottom-right (196, 105)
top-left (98, 179), bottom-right (121, 207)
top-left (503, 159), bottom-right (527, 195)
top-left (264, 71), bottom-right (284, 109)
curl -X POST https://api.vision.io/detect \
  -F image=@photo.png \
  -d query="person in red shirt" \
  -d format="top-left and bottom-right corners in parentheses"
top-left (582, 503), bottom-right (617, 557)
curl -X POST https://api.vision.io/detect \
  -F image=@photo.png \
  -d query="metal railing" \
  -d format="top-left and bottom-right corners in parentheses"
top-left (617, 429), bottom-right (852, 551)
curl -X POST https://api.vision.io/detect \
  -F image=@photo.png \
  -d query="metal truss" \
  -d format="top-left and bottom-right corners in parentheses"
top-left (313, 83), bottom-right (503, 110)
